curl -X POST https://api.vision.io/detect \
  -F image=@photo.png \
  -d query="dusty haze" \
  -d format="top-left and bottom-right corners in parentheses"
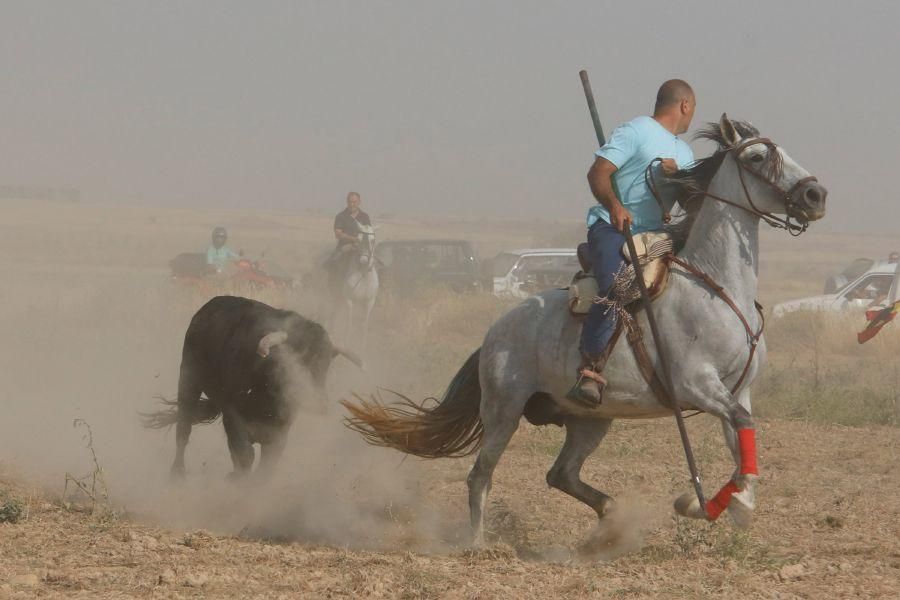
top-left (1, 3), bottom-right (898, 597)
top-left (2, 1), bottom-right (898, 232)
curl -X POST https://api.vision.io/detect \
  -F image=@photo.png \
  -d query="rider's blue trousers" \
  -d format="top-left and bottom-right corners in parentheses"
top-left (580, 219), bottom-right (626, 357)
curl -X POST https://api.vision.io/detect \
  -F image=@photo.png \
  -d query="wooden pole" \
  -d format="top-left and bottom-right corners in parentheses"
top-left (579, 69), bottom-right (708, 516)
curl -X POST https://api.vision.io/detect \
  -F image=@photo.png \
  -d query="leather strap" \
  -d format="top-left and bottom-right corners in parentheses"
top-left (616, 253), bottom-right (765, 412)
top-left (625, 319), bottom-right (675, 409)
top-left (644, 136), bottom-right (817, 236)
top-left (665, 255), bottom-right (764, 394)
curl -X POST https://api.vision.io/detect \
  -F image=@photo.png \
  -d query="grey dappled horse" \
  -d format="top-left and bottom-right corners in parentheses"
top-left (332, 224), bottom-right (379, 354)
top-left (344, 115), bottom-right (827, 546)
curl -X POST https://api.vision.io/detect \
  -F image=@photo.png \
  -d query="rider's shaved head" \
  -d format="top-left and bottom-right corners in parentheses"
top-left (654, 79), bottom-right (695, 114)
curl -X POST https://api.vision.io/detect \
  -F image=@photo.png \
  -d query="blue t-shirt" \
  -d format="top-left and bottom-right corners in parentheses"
top-left (587, 116), bottom-right (694, 233)
top-left (207, 245), bottom-right (239, 270)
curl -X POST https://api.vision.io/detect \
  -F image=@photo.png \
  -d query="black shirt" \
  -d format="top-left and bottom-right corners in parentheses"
top-left (334, 208), bottom-right (372, 248)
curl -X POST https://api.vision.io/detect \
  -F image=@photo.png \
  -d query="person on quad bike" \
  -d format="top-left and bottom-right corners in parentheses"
top-left (326, 192), bottom-right (372, 297)
top-left (206, 226), bottom-right (240, 273)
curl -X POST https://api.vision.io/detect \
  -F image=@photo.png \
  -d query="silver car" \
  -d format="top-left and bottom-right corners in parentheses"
top-left (773, 260), bottom-right (900, 317)
top-left (492, 249), bottom-right (579, 299)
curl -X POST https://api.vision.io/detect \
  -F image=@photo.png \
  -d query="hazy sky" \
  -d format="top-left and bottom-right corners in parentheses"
top-left (2, 1), bottom-right (897, 232)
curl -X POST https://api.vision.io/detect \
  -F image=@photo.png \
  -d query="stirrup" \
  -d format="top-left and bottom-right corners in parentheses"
top-left (565, 370), bottom-right (606, 408)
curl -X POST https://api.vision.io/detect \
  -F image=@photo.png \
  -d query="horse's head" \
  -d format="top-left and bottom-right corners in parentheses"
top-left (355, 224), bottom-right (377, 270)
top-left (716, 113), bottom-right (827, 229)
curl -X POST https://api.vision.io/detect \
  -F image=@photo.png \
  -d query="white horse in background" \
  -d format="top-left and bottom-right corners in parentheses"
top-left (332, 224), bottom-right (379, 355)
top-left (344, 115), bottom-right (828, 546)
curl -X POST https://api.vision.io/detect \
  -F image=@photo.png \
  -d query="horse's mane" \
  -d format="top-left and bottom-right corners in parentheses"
top-left (664, 119), bottom-right (771, 242)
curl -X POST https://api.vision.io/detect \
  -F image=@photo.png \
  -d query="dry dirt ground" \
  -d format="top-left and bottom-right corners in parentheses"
top-left (1, 200), bottom-right (898, 598)
top-left (2, 419), bottom-right (898, 598)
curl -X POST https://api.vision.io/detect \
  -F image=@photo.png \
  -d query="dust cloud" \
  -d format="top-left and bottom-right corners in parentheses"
top-left (0, 214), bottom-right (463, 553)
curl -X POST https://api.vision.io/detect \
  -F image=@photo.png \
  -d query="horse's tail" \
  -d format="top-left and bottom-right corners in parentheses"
top-left (341, 349), bottom-right (483, 458)
top-left (140, 395), bottom-right (221, 429)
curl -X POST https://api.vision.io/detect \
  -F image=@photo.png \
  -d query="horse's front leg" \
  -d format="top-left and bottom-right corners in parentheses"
top-left (717, 397), bottom-right (759, 529)
top-left (360, 296), bottom-right (375, 355)
top-left (672, 378), bottom-right (759, 528)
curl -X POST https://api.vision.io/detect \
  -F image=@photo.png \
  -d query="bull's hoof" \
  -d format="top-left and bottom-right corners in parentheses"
top-left (225, 470), bottom-right (249, 482)
top-left (470, 531), bottom-right (486, 549)
top-left (169, 465), bottom-right (186, 482)
top-left (674, 492), bottom-right (706, 520)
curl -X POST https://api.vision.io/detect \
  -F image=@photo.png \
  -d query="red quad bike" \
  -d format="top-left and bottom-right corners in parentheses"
top-left (168, 253), bottom-right (295, 291)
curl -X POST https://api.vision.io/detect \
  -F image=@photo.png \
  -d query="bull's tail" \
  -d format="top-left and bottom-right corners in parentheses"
top-left (140, 395), bottom-right (221, 429)
top-left (341, 349), bottom-right (483, 458)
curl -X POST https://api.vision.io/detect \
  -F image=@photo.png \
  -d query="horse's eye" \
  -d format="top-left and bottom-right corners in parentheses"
top-left (749, 154), bottom-right (765, 164)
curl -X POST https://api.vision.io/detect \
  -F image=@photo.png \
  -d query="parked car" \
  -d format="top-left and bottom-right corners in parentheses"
top-left (374, 239), bottom-right (484, 294)
top-left (492, 248), bottom-right (579, 299)
top-left (774, 260), bottom-right (900, 317)
top-left (823, 257), bottom-right (891, 294)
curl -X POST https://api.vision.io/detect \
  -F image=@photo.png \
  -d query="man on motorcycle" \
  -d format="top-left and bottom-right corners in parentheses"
top-left (206, 226), bottom-right (240, 273)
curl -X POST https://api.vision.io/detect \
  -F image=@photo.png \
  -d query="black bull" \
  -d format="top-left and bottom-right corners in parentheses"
top-left (143, 296), bottom-right (362, 478)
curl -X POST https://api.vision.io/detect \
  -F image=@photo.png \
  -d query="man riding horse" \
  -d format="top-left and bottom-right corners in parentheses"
top-left (328, 191), bottom-right (372, 299)
top-left (570, 79), bottom-right (697, 407)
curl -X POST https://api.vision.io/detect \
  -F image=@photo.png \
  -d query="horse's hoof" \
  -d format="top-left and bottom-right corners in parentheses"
top-left (727, 489), bottom-right (755, 529)
top-left (674, 492), bottom-right (706, 520)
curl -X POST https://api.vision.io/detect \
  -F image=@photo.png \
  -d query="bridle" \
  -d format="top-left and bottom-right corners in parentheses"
top-left (647, 137), bottom-right (818, 236)
top-left (348, 230), bottom-right (377, 296)
top-left (358, 231), bottom-right (376, 272)
top-left (629, 136), bottom-right (818, 406)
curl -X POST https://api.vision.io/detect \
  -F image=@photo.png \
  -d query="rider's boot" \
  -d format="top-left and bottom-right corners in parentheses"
top-left (565, 352), bottom-right (607, 408)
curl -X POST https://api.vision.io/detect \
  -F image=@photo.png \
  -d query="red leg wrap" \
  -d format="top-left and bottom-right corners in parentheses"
top-left (737, 428), bottom-right (758, 475)
top-left (705, 480), bottom-right (739, 520)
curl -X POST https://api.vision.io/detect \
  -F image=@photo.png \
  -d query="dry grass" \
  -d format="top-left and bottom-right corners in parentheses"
top-left (756, 311), bottom-right (900, 426)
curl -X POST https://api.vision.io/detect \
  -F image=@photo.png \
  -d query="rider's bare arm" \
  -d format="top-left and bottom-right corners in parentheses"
top-left (587, 156), bottom-right (631, 231)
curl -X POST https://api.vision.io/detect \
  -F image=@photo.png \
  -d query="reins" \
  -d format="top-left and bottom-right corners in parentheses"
top-left (646, 138), bottom-right (817, 236)
top-left (633, 138), bottom-right (805, 399)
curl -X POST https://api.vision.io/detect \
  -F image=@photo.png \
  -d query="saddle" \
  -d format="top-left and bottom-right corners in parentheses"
top-left (567, 231), bottom-right (679, 409)
top-left (568, 231), bottom-right (674, 315)
top-left (565, 231), bottom-right (764, 412)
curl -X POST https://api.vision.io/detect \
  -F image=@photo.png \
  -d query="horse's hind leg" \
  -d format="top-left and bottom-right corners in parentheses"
top-left (467, 393), bottom-right (522, 547)
top-left (172, 362), bottom-right (201, 479)
top-left (546, 417), bottom-right (614, 518)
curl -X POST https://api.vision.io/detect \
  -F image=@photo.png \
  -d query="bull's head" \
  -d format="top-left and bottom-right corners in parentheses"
top-left (255, 329), bottom-right (364, 410)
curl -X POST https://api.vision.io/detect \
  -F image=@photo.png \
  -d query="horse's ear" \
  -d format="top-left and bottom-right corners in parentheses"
top-left (719, 113), bottom-right (741, 147)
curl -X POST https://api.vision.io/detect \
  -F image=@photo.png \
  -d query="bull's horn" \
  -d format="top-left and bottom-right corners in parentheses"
top-left (257, 331), bottom-right (288, 358)
top-left (334, 346), bottom-right (365, 370)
